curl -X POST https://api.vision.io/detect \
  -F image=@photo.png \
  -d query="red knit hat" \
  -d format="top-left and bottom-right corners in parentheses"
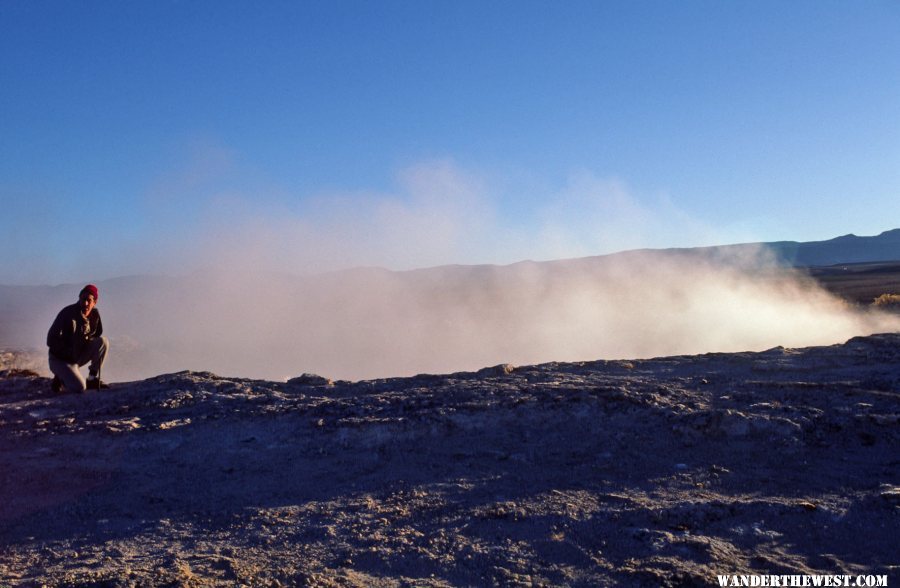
top-left (80, 284), bottom-right (99, 301)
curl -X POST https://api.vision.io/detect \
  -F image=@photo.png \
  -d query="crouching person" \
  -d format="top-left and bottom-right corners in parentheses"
top-left (47, 284), bottom-right (109, 392)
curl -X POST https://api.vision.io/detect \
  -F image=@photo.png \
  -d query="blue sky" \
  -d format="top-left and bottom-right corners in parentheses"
top-left (2, 1), bottom-right (899, 284)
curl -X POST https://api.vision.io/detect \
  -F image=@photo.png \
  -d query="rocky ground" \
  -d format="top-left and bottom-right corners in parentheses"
top-left (0, 335), bottom-right (898, 587)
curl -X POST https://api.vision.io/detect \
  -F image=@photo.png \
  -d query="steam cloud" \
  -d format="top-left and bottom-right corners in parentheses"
top-left (89, 249), bottom-right (900, 382)
top-left (5, 157), bottom-right (899, 381)
top-left (65, 157), bottom-right (729, 281)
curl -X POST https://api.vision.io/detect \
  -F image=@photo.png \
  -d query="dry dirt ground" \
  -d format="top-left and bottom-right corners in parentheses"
top-left (1, 335), bottom-right (898, 587)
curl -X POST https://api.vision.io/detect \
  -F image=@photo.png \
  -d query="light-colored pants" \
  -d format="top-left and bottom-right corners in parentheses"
top-left (48, 336), bottom-right (109, 393)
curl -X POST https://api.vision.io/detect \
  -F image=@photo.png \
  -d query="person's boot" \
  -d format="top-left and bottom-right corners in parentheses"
top-left (86, 377), bottom-right (108, 390)
top-left (51, 376), bottom-right (63, 393)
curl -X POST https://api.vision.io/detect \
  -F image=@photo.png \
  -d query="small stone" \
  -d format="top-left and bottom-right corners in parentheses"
top-left (879, 486), bottom-right (900, 503)
top-left (476, 363), bottom-right (516, 377)
top-left (287, 373), bottom-right (333, 386)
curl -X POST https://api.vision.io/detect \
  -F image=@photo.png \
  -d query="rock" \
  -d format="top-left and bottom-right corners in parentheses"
top-left (476, 363), bottom-right (516, 377)
top-left (287, 373), bottom-right (333, 386)
top-left (0, 369), bottom-right (41, 379)
top-left (879, 485), bottom-right (900, 503)
top-left (721, 411), bottom-right (751, 437)
top-left (2, 333), bottom-right (900, 585)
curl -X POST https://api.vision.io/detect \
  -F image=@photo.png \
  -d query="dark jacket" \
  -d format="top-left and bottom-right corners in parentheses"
top-left (47, 303), bottom-right (103, 364)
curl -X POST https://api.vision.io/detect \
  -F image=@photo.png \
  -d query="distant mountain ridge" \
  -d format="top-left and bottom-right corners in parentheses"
top-left (620, 228), bottom-right (900, 268)
top-left (756, 228), bottom-right (900, 267)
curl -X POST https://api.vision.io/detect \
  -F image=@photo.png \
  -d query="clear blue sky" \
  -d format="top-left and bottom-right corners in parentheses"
top-left (2, 1), bottom-right (899, 284)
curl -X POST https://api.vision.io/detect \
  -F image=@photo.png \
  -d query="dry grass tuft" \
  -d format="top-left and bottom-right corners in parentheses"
top-left (872, 293), bottom-right (900, 311)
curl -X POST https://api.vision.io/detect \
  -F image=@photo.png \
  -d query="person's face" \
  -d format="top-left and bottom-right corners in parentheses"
top-left (79, 293), bottom-right (96, 316)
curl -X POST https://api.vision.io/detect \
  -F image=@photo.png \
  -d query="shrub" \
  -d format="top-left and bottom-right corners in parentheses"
top-left (872, 293), bottom-right (900, 311)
